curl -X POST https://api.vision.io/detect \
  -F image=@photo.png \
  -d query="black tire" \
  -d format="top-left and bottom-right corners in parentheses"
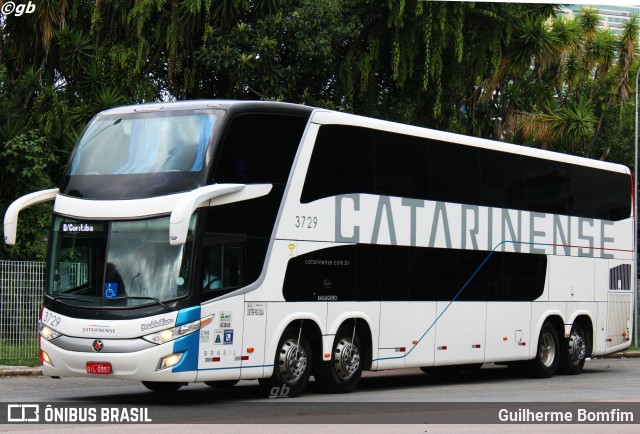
top-left (526, 322), bottom-right (560, 378)
top-left (315, 326), bottom-right (363, 393)
top-left (141, 381), bottom-right (183, 392)
top-left (259, 327), bottom-right (312, 398)
top-left (558, 323), bottom-right (587, 375)
top-left (204, 380), bottom-right (239, 388)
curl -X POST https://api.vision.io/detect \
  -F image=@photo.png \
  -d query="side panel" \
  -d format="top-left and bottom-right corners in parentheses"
top-left (433, 302), bottom-right (486, 366)
top-left (196, 296), bottom-right (245, 382)
top-left (593, 302), bottom-right (609, 355)
top-left (484, 302), bottom-right (531, 362)
top-left (241, 300), bottom-right (268, 379)
top-left (548, 256), bottom-right (595, 301)
top-left (377, 302), bottom-right (437, 370)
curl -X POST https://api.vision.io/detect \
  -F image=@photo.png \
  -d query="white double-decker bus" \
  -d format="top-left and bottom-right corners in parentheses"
top-left (4, 100), bottom-right (634, 395)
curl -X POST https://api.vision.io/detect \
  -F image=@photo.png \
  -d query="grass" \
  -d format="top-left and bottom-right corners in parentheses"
top-left (0, 339), bottom-right (39, 367)
top-left (0, 357), bottom-right (39, 367)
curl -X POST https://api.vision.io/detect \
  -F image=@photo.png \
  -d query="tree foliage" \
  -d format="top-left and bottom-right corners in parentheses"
top-left (0, 2), bottom-right (638, 260)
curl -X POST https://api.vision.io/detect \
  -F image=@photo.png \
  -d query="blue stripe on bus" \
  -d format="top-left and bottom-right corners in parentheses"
top-left (176, 306), bottom-right (201, 326)
top-left (372, 240), bottom-right (550, 363)
top-left (172, 331), bottom-right (200, 372)
top-left (172, 306), bottom-right (202, 372)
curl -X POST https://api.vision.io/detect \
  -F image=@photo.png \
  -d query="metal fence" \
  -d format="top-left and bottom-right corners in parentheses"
top-left (0, 261), bottom-right (45, 361)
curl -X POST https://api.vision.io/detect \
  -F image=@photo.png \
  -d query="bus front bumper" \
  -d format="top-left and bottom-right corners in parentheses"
top-left (39, 337), bottom-right (197, 383)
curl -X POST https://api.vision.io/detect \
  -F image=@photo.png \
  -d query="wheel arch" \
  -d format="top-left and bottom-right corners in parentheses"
top-left (264, 314), bottom-right (324, 378)
top-left (331, 317), bottom-right (374, 371)
top-left (530, 312), bottom-right (565, 360)
top-left (569, 314), bottom-right (594, 357)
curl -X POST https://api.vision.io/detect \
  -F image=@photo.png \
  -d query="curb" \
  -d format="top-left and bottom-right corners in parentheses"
top-left (601, 350), bottom-right (640, 359)
top-left (0, 367), bottom-right (42, 377)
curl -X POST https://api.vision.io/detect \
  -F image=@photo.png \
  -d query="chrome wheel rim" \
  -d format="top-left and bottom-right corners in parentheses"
top-left (568, 330), bottom-right (586, 364)
top-left (278, 339), bottom-right (308, 383)
top-left (334, 337), bottom-right (360, 379)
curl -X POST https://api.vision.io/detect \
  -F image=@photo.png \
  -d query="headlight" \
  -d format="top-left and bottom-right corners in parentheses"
top-left (143, 315), bottom-right (213, 345)
top-left (39, 322), bottom-right (62, 341)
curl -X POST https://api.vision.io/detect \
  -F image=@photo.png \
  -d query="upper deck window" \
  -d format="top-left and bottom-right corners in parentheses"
top-left (61, 109), bottom-right (222, 199)
top-left (68, 112), bottom-right (217, 176)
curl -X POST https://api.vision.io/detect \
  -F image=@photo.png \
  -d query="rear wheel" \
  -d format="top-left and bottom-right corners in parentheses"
top-left (526, 322), bottom-right (559, 378)
top-left (315, 325), bottom-right (363, 393)
top-left (558, 323), bottom-right (587, 375)
top-left (141, 381), bottom-right (183, 392)
top-left (259, 326), bottom-right (312, 397)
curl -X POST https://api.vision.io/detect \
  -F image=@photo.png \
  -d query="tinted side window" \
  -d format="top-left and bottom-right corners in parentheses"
top-left (282, 245), bottom-right (357, 301)
top-left (597, 170), bottom-right (631, 220)
top-left (523, 158), bottom-right (568, 215)
top-left (410, 248), bottom-right (459, 301)
top-left (215, 114), bottom-right (308, 185)
top-left (283, 245), bottom-right (546, 302)
top-left (480, 150), bottom-right (526, 210)
top-left (301, 125), bottom-right (374, 203)
top-left (374, 131), bottom-right (430, 199)
top-left (380, 245), bottom-right (410, 301)
top-left (429, 141), bottom-right (481, 205)
top-left (567, 165), bottom-right (602, 219)
top-left (301, 125), bottom-right (630, 221)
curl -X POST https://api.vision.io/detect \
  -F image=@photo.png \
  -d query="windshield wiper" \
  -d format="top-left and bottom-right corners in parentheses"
top-left (50, 294), bottom-right (99, 304)
top-left (109, 296), bottom-right (167, 308)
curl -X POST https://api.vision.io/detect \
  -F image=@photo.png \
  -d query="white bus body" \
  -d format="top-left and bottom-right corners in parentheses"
top-left (6, 100), bottom-right (633, 395)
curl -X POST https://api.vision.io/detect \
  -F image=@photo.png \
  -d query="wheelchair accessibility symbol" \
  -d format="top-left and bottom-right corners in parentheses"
top-left (104, 283), bottom-right (119, 300)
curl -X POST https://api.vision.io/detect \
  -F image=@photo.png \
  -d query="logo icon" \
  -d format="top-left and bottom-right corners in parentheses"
top-left (288, 243), bottom-right (296, 257)
top-left (92, 340), bottom-right (104, 352)
top-left (7, 404), bottom-right (40, 422)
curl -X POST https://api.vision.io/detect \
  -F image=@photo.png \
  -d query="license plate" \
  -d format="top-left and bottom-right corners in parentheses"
top-left (86, 361), bottom-right (112, 375)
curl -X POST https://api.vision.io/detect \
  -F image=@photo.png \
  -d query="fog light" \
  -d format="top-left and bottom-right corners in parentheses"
top-left (41, 350), bottom-right (53, 367)
top-left (159, 353), bottom-right (183, 370)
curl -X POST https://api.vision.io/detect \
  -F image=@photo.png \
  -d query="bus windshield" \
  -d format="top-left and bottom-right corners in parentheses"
top-left (68, 111), bottom-right (217, 176)
top-left (61, 109), bottom-right (222, 200)
top-left (47, 215), bottom-right (195, 308)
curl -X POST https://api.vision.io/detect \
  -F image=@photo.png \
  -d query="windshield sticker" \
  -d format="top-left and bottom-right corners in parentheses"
top-left (103, 283), bottom-right (119, 300)
top-left (219, 312), bottom-right (232, 328)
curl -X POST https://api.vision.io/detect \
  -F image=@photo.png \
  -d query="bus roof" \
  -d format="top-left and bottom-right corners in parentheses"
top-left (98, 100), bottom-right (313, 116)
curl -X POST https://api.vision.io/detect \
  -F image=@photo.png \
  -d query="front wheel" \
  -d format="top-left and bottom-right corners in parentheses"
top-left (259, 327), bottom-right (312, 398)
top-left (141, 381), bottom-right (183, 393)
top-left (315, 326), bottom-right (363, 393)
top-left (558, 324), bottom-right (587, 375)
top-left (526, 322), bottom-right (559, 378)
